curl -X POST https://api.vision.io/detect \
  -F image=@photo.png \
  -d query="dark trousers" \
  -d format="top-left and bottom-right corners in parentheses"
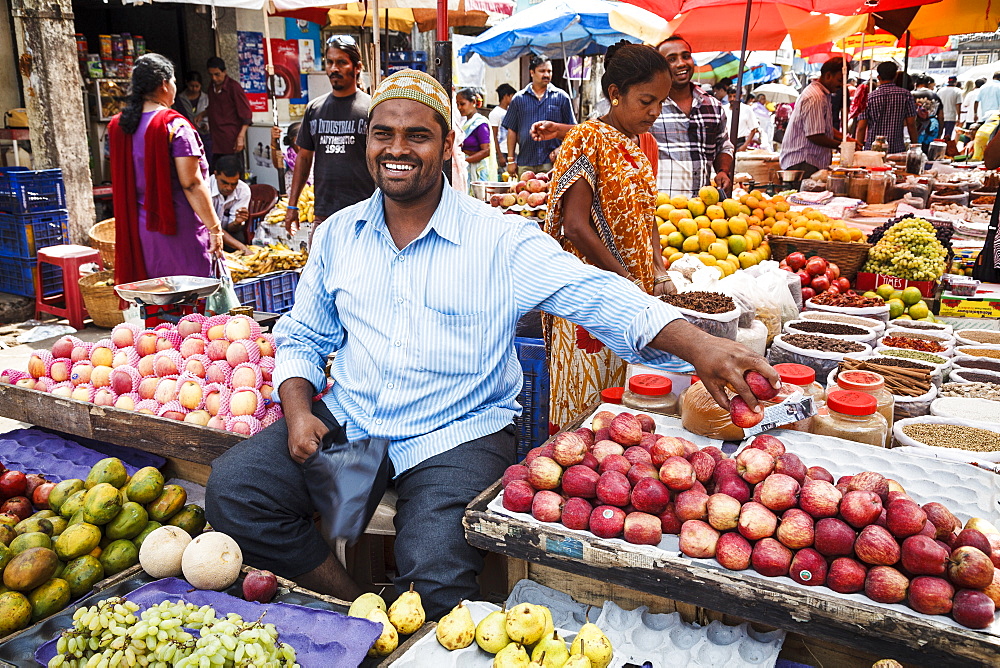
top-left (943, 120), bottom-right (957, 140)
top-left (205, 400), bottom-right (516, 620)
top-left (784, 161), bottom-right (820, 179)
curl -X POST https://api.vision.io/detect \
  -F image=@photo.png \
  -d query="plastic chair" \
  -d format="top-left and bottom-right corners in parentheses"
top-left (35, 244), bottom-right (103, 329)
top-left (246, 184), bottom-right (278, 245)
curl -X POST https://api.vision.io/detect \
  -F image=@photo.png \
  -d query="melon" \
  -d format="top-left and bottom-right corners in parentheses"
top-left (181, 532), bottom-right (242, 590)
top-left (138, 526), bottom-right (192, 578)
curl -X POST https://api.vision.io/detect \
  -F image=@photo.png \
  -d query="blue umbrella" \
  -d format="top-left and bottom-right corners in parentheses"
top-left (458, 0), bottom-right (665, 66)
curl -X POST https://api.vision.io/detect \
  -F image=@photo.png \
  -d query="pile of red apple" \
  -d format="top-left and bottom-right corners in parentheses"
top-left (779, 252), bottom-right (851, 302)
top-left (0, 314), bottom-right (282, 436)
top-left (500, 413), bottom-right (999, 630)
top-left (489, 171), bottom-right (551, 212)
top-left (0, 467), bottom-right (56, 524)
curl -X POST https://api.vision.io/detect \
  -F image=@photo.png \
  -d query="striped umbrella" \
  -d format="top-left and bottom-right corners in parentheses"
top-left (691, 52), bottom-right (741, 84)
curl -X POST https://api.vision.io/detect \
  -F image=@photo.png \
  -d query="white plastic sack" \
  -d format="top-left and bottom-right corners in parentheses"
top-left (674, 304), bottom-right (740, 341)
top-left (736, 320), bottom-right (768, 356)
top-left (878, 337), bottom-right (954, 358)
top-left (804, 298), bottom-right (890, 323)
top-left (873, 347), bottom-right (952, 374)
top-left (955, 330), bottom-right (1000, 347)
top-left (892, 415), bottom-right (1000, 464)
top-left (953, 344), bottom-right (1000, 365)
top-left (892, 384), bottom-right (938, 422)
top-left (784, 319), bottom-right (878, 346)
top-left (890, 319), bottom-right (953, 336)
top-left (885, 326), bottom-right (955, 345)
top-left (948, 368), bottom-right (1000, 385)
top-left (931, 397), bottom-right (1000, 423)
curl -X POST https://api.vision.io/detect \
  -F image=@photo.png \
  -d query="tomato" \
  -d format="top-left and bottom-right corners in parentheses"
top-left (800, 287), bottom-right (816, 301)
top-left (786, 252), bottom-right (807, 271)
top-left (837, 277), bottom-right (851, 292)
top-left (811, 275), bottom-right (831, 292)
top-left (806, 256), bottom-right (828, 275)
top-left (797, 270), bottom-right (812, 287)
top-left (827, 262), bottom-right (841, 280)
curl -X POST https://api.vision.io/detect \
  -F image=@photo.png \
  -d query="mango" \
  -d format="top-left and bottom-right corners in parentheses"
top-left (727, 234), bottom-right (747, 255)
top-left (61, 555), bottom-right (105, 598)
top-left (48, 479), bottom-right (84, 515)
top-left (3, 547), bottom-right (60, 592)
top-left (85, 457), bottom-right (128, 490)
top-left (146, 485), bottom-right (187, 523)
top-left (721, 199), bottom-right (741, 218)
top-left (697, 229), bottom-right (716, 252)
top-left (105, 502), bottom-right (149, 541)
top-left (47, 517), bottom-right (67, 537)
top-left (0, 592), bottom-right (31, 637)
top-left (0, 526), bottom-right (14, 547)
top-left (666, 231), bottom-right (684, 249)
top-left (167, 504), bottom-right (206, 537)
top-left (676, 217), bottom-right (697, 237)
top-left (705, 204), bottom-right (725, 220)
top-left (708, 242), bottom-right (729, 261)
top-left (698, 186), bottom-right (720, 206)
top-left (687, 198), bottom-right (706, 217)
top-left (10, 532), bottom-right (51, 554)
top-left (669, 195), bottom-right (688, 210)
top-left (694, 215), bottom-right (711, 229)
top-left (667, 208), bottom-right (688, 225)
top-left (54, 522), bottom-right (102, 561)
top-left (14, 518), bottom-right (52, 537)
top-left (0, 544), bottom-right (12, 573)
top-left (681, 236), bottom-right (700, 252)
top-left (28, 578), bottom-right (70, 622)
top-left (30, 511), bottom-right (56, 520)
top-left (99, 539), bottom-right (138, 576)
top-left (709, 219), bottom-right (729, 237)
top-left (655, 192), bottom-right (671, 207)
top-left (133, 521), bottom-right (162, 550)
top-left (654, 204), bottom-right (673, 219)
top-left (123, 467), bottom-right (165, 505)
top-left (738, 251), bottom-right (758, 269)
top-left (58, 490), bottom-right (86, 520)
top-left (82, 483), bottom-right (123, 526)
top-left (67, 510), bottom-right (86, 527)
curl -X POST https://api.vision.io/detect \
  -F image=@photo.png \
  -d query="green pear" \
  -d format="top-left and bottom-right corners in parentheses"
top-left (540, 605), bottom-right (555, 639)
top-left (531, 631), bottom-right (569, 667)
top-left (366, 607), bottom-right (398, 657)
top-left (349, 592), bottom-right (386, 619)
top-left (563, 640), bottom-right (592, 668)
top-left (387, 582), bottom-right (425, 635)
top-left (436, 601), bottom-right (475, 650)
top-left (570, 623), bottom-right (613, 668)
top-left (529, 651), bottom-right (546, 667)
top-left (494, 642), bottom-right (531, 668)
top-left (476, 608), bottom-right (511, 654)
top-left (505, 602), bottom-right (546, 646)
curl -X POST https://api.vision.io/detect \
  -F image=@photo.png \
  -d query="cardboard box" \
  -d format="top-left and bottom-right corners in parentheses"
top-left (854, 272), bottom-right (938, 299)
top-left (940, 284), bottom-right (1000, 318)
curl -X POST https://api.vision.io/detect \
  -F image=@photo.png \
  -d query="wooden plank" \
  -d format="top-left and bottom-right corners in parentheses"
top-left (464, 481), bottom-right (1000, 666)
top-left (0, 383), bottom-right (243, 465)
top-left (163, 458), bottom-right (212, 487)
top-left (378, 623), bottom-right (436, 668)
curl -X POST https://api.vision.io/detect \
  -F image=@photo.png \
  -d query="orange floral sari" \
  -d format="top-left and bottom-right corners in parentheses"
top-left (543, 119), bottom-right (658, 432)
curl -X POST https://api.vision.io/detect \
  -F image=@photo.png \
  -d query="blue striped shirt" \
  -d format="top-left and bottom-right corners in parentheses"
top-left (273, 181), bottom-right (689, 474)
top-left (502, 84), bottom-right (576, 167)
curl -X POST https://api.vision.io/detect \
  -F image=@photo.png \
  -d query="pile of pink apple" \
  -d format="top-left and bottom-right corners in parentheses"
top-left (779, 252), bottom-right (851, 302)
top-left (500, 414), bottom-right (1000, 630)
top-left (0, 314), bottom-right (282, 437)
top-left (490, 171), bottom-right (550, 211)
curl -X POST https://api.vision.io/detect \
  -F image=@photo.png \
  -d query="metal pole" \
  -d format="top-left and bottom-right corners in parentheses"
top-left (904, 30), bottom-right (911, 74)
top-left (730, 0), bottom-right (753, 154)
top-left (262, 6), bottom-right (278, 128)
top-left (372, 0), bottom-right (382, 86)
top-left (435, 0), bottom-right (452, 182)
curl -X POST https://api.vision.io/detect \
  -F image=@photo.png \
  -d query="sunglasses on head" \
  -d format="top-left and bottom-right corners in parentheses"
top-left (326, 34), bottom-right (358, 49)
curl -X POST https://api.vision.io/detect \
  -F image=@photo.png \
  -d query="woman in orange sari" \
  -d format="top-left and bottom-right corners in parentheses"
top-left (544, 42), bottom-right (677, 431)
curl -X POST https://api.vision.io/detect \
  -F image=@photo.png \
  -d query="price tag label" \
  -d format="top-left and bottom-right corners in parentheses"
top-left (742, 391), bottom-right (816, 437)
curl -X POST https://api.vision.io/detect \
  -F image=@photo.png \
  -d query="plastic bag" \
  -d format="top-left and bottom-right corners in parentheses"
top-left (931, 397), bottom-right (1000, 423)
top-left (736, 320), bottom-right (768, 356)
top-left (892, 415), bottom-right (1000, 464)
top-left (673, 304), bottom-right (740, 341)
top-left (877, 334), bottom-right (954, 358)
top-left (890, 319), bottom-right (953, 336)
top-left (680, 382), bottom-right (744, 441)
top-left (767, 333), bottom-right (871, 380)
top-left (951, 356), bottom-right (1000, 375)
top-left (954, 330), bottom-right (1000, 347)
top-left (883, 327), bottom-right (955, 345)
top-left (873, 347), bottom-right (952, 373)
top-left (205, 257), bottom-right (241, 316)
top-left (723, 261), bottom-right (799, 344)
top-left (892, 384), bottom-right (938, 421)
top-left (801, 311), bottom-right (886, 336)
top-left (804, 298), bottom-right (891, 323)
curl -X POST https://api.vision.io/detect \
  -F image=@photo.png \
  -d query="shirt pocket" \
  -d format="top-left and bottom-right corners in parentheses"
top-left (417, 306), bottom-right (486, 376)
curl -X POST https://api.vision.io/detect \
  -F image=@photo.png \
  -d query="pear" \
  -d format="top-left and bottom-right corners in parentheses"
top-left (494, 642), bottom-right (531, 668)
top-left (505, 602), bottom-right (546, 646)
top-left (966, 517), bottom-right (1000, 536)
top-left (531, 631), bottom-right (570, 667)
top-left (476, 608), bottom-right (511, 654)
top-left (529, 651), bottom-right (546, 667)
top-left (563, 640), bottom-right (592, 668)
top-left (539, 605), bottom-right (555, 639)
top-left (366, 607), bottom-right (398, 657)
top-left (436, 601), bottom-right (475, 650)
top-left (570, 623), bottom-right (613, 668)
top-left (387, 582), bottom-right (425, 635)
top-left (349, 592), bottom-right (386, 619)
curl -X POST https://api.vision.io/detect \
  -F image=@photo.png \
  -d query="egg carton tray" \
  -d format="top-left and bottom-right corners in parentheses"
top-left (389, 580), bottom-right (784, 668)
top-left (0, 427), bottom-right (164, 483)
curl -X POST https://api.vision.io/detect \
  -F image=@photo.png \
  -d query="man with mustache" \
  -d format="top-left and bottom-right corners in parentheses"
top-left (206, 69), bottom-right (779, 621)
top-left (284, 35), bottom-right (376, 239)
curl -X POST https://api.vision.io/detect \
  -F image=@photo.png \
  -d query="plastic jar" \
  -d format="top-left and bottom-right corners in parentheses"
top-left (622, 374), bottom-right (678, 416)
top-left (811, 390), bottom-right (888, 448)
top-left (773, 363), bottom-right (826, 431)
top-left (600, 387), bottom-right (624, 405)
top-left (835, 370), bottom-right (894, 447)
top-left (827, 171), bottom-right (847, 196)
top-left (867, 166), bottom-right (892, 204)
top-left (847, 171), bottom-right (869, 200)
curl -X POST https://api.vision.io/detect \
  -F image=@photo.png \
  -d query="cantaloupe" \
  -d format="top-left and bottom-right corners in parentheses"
top-left (181, 532), bottom-right (242, 590)
top-left (138, 526), bottom-right (192, 578)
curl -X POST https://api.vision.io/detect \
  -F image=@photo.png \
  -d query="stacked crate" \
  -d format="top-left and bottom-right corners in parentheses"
top-left (0, 168), bottom-right (68, 297)
top-left (386, 51), bottom-right (427, 75)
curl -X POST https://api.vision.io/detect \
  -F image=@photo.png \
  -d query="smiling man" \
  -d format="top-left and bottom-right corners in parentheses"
top-left (650, 36), bottom-right (734, 196)
top-left (285, 35), bottom-right (376, 237)
top-left (205, 69), bottom-right (777, 621)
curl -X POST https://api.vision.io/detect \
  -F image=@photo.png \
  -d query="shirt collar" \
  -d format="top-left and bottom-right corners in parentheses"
top-left (354, 176), bottom-right (464, 247)
top-left (811, 80), bottom-right (832, 95)
top-left (208, 175), bottom-right (221, 199)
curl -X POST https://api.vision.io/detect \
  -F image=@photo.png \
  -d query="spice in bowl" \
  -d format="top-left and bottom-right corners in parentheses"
top-left (941, 382), bottom-right (1000, 401)
top-left (880, 349), bottom-right (947, 365)
top-left (957, 330), bottom-right (1000, 345)
top-left (660, 291), bottom-right (735, 314)
top-left (959, 348), bottom-right (1000, 359)
top-left (810, 293), bottom-right (886, 308)
top-left (901, 423), bottom-right (1000, 452)
top-left (881, 336), bottom-right (946, 353)
top-left (782, 334), bottom-right (866, 353)
top-left (788, 321), bottom-right (870, 336)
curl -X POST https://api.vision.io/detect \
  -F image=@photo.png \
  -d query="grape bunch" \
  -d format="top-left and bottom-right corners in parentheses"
top-left (862, 217), bottom-right (948, 282)
top-left (47, 596), bottom-right (299, 668)
top-left (867, 214), bottom-right (953, 251)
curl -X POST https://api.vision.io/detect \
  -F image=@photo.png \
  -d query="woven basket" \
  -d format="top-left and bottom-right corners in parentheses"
top-left (88, 218), bottom-right (115, 270)
top-left (79, 271), bottom-right (123, 328)
top-left (767, 236), bottom-right (872, 281)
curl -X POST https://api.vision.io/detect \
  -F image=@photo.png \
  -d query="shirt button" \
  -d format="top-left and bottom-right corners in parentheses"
top-left (394, 340), bottom-right (401, 346)
top-left (396, 297), bottom-right (403, 304)
top-left (375, 418), bottom-right (383, 425)
top-left (387, 382), bottom-right (394, 389)
top-left (398, 255), bottom-right (405, 262)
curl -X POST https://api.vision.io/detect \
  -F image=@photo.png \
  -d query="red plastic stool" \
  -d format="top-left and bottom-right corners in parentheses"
top-left (35, 245), bottom-right (103, 330)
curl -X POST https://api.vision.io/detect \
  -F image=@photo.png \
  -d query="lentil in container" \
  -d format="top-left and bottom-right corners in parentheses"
top-left (901, 423), bottom-right (1000, 452)
top-left (956, 330), bottom-right (1000, 345)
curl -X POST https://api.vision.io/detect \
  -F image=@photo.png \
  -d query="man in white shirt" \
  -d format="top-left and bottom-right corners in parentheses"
top-left (937, 76), bottom-right (963, 140)
top-left (726, 88), bottom-right (760, 151)
top-left (210, 155), bottom-right (252, 252)
top-left (489, 84), bottom-right (515, 179)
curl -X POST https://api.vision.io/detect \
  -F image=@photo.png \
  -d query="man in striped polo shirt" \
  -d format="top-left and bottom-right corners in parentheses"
top-left (780, 58), bottom-right (855, 178)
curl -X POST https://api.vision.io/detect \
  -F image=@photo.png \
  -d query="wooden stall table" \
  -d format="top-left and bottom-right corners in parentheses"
top-left (463, 406), bottom-right (1000, 668)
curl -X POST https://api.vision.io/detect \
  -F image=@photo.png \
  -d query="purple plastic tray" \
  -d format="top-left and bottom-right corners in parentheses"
top-left (0, 428), bottom-right (163, 483)
top-left (35, 577), bottom-right (380, 667)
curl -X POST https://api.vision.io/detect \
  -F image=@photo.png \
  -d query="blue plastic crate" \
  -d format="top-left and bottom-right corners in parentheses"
top-left (260, 271), bottom-right (299, 314)
top-left (0, 210), bottom-right (69, 257)
top-left (0, 256), bottom-right (63, 298)
top-left (514, 336), bottom-right (550, 459)
top-left (233, 278), bottom-right (263, 311)
top-left (387, 63), bottom-right (427, 74)
top-left (0, 168), bottom-right (67, 215)
top-left (387, 50), bottom-right (427, 63)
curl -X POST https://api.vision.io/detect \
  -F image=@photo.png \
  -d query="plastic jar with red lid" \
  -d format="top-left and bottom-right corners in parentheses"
top-left (773, 363), bottom-right (826, 431)
top-left (835, 369), bottom-right (894, 446)
top-left (622, 374), bottom-right (678, 415)
top-left (811, 390), bottom-right (888, 448)
top-left (600, 387), bottom-right (624, 405)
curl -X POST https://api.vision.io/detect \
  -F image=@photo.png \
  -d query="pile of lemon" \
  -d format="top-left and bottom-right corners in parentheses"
top-left (776, 207), bottom-right (867, 243)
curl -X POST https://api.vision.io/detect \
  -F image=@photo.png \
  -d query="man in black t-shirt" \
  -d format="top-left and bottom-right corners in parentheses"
top-left (285, 36), bottom-right (376, 237)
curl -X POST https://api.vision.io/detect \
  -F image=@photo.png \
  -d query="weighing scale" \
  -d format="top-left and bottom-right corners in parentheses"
top-left (114, 276), bottom-right (280, 331)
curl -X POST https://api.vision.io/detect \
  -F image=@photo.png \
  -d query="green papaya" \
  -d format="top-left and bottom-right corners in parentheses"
top-left (84, 458), bottom-right (128, 490)
top-left (47, 517), bottom-right (67, 536)
top-left (14, 517), bottom-right (53, 536)
top-left (0, 544), bottom-right (12, 572)
top-left (28, 578), bottom-right (70, 622)
top-left (53, 523), bottom-right (101, 561)
top-left (61, 555), bottom-right (105, 598)
top-left (48, 479), bottom-right (84, 514)
top-left (105, 502), bottom-right (148, 541)
top-left (166, 505), bottom-right (206, 537)
top-left (58, 490), bottom-right (86, 519)
top-left (67, 510), bottom-right (85, 527)
top-left (132, 521), bottom-right (162, 550)
top-left (82, 483), bottom-right (122, 526)
top-left (98, 540), bottom-right (138, 576)
top-left (0, 591), bottom-right (31, 636)
top-left (10, 532), bottom-right (51, 554)
top-left (29, 510), bottom-right (56, 520)
top-left (123, 467), bottom-right (165, 505)
top-left (145, 485), bottom-right (187, 523)
top-left (0, 526), bottom-right (16, 547)
top-left (2, 547), bottom-right (59, 592)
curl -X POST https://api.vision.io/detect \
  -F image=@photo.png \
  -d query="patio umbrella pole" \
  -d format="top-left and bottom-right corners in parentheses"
top-left (434, 0), bottom-right (451, 182)
top-left (559, 32), bottom-right (576, 113)
top-left (729, 0), bottom-right (753, 165)
top-left (372, 0), bottom-right (382, 87)
top-left (903, 30), bottom-right (911, 73)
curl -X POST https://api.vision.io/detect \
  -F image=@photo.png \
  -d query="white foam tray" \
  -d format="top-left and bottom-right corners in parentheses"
top-left (489, 406), bottom-right (1000, 637)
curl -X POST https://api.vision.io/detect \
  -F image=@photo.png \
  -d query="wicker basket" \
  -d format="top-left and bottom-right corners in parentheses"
top-left (79, 271), bottom-right (123, 328)
top-left (88, 218), bottom-right (115, 270)
top-left (767, 235), bottom-right (872, 281)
